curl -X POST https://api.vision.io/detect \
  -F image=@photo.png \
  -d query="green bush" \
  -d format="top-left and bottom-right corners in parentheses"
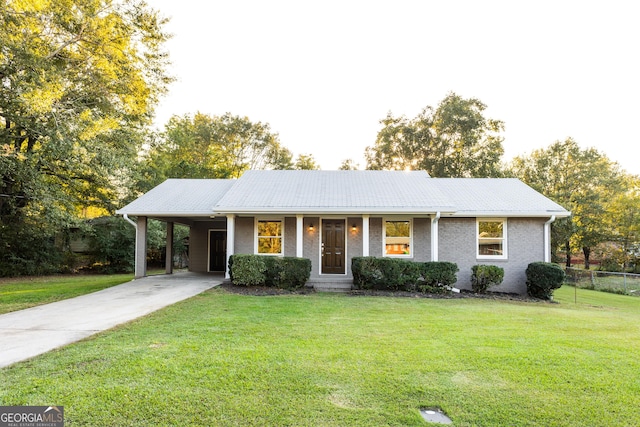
top-left (471, 264), bottom-right (504, 293)
top-left (271, 257), bottom-right (312, 289)
top-left (352, 257), bottom-right (438, 291)
top-left (230, 254), bottom-right (267, 286)
top-left (526, 262), bottom-right (565, 300)
top-left (86, 216), bottom-right (135, 273)
top-left (418, 262), bottom-right (459, 293)
top-left (230, 255), bottom-right (311, 288)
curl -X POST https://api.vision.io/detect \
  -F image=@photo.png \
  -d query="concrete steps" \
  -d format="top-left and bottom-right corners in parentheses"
top-left (309, 279), bottom-right (353, 293)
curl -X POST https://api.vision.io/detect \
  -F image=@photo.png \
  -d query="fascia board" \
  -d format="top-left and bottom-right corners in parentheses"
top-left (116, 210), bottom-right (216, 216)
top-left (444, 210), bottom-right (571, 218)
top-left (213, 207), bottom-right (457, 216)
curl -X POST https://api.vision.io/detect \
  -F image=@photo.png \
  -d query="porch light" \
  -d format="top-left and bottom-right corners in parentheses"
top-left (308, 223), bottom-right (314, 231)
top-left (351, 224), bottom-right (357, 231)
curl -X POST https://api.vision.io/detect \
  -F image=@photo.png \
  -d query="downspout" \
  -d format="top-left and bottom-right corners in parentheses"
top-left (431, 211), bottom-right (441, 262)
top-left (544, 215), bottom-right (556, 263)
top-left (123, 214), bottom-right (138, 276)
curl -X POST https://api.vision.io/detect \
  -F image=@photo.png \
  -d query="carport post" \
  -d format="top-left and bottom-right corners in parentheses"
top-left (165, 221), bottom-right (174, 274)
top-left (135, 216), bottom-right (148, 278)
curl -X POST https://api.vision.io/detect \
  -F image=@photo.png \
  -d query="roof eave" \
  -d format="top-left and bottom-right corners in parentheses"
top-left (444, 210), bottom-right (571, 218)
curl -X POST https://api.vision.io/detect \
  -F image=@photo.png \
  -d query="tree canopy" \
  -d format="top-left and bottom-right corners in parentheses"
top-left (365, 92), bottom-right (505, 177)
top-left (1, 0), bottom-right (172, 275)
top-left (509, 138), bottom-right (624, 268)
top-left (134, 112), bottom-right (296, 194)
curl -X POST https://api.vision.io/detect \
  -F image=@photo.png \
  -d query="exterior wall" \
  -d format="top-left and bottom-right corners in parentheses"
top-left (189, 219), bottom-right (225, 273)
top-left (439, 217), bottom-right (546, 294)
top-left (284, 217), bottom-right (296, 257)
top-left (303, 217), bottom-right (320, 279)
top-left (369, 217), bottom-right (383, 257)
top-left (188, 214), bottom-right (546, 293)
top-left (413, 217), bottom-right (431, 262)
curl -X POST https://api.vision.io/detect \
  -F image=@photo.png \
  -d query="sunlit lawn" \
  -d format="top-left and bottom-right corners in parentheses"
top-left (1, 285), bottom-right (639, 426)
top-left (0, 274), bottom-right (133, 314)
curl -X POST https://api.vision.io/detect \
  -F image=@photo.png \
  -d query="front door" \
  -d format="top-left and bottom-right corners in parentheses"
top-left (322, 219), bottom-right (345, 274)
top-left (209, 230), bottom-right (226, 272)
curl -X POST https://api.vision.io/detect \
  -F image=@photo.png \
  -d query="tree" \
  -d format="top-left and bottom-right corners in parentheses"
top-left (339, 158), bottom-right (359, 170)
top-left (509, 139), bottom-right (623, 268)
top-left (365, 92), bottom-right (505, 177)
top-left (602, 175), bottom-right (640, 269)
top-left (134, 112), bottom-right (293, 193)
top-left (293, 154), bottom-right (320, 170)
top-left (0, 0), bottom-right (172, 275)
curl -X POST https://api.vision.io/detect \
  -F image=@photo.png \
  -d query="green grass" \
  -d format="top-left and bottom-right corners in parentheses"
top-left (0, 274), bottom-right (133, 314)
top-left (2, 286), bottom-right (640, 426)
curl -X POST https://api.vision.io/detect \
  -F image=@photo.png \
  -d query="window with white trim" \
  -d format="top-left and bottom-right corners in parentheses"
top-left (384, 219), bottom-right (412, 257)
top-left (477, 219), bottom-right (507, 259)
top-left (256, 219), bottom-right (283, 255)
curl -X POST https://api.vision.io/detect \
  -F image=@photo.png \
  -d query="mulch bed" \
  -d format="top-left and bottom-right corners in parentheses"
top-left (219, 283), bottom-right (546, 302)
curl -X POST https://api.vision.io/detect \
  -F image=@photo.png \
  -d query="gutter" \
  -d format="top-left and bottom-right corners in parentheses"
top-left (543, 215), bottom-right (556, 263)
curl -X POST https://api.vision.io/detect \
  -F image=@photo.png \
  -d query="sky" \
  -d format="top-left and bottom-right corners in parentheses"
top-left (147, 0), bottom-right (640, 175)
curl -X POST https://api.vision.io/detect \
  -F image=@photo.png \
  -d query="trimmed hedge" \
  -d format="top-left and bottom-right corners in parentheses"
top-left (471, 264), bottom-right (504, 293)
top-left (229, 254), bottom-right (311, 289)
top-left (526, 262), bottom-right (565, 300)
top-left (352, 257), bottom-right (458, 293)
top-left (419, 261), bottom-right (459, 293)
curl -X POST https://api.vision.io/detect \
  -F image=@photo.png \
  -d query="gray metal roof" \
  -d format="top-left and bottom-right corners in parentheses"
top-left (116, 171), bottom-right (570, 218)
top-left (433, 178), bottom-right (570, 216)
top-left (213, 170), bottom-right (455, 214)
top-left (116, 179), bottom-right (235, 216)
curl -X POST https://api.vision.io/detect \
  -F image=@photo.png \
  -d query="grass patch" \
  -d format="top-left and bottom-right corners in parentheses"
top-left (1, 286), bottom-right (639, 426)
top-left (0, 274), bottom-right (133, 314)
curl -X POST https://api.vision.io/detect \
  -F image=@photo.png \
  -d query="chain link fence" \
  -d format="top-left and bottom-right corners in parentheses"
top-left (564, 267), bottom-right (640, 296)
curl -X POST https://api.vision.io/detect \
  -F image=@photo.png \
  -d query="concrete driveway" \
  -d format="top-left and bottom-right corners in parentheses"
top-left (0, 272), bottom-right (221, 369)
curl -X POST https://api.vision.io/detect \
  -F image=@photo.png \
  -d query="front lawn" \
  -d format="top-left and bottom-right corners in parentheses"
top-left (1, 286), bottom-right (639, 426)
top-left (0, 274), bottom-right (133, 314)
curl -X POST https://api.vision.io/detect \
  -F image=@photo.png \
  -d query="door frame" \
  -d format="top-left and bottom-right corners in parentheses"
top-left (319, 217), bottom-right (347, 276)
top-left (207, 228), bottom-right (227, 272)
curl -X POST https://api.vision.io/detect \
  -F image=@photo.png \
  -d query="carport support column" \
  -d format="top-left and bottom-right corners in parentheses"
top-left (362, 214), bottom-right (370, 256)
top-left (225, 214), bottom-right (235, 279)
top-left (135, 216), bottom-right (148, 278)
top-left (165, 221), bottom-right (174, 274)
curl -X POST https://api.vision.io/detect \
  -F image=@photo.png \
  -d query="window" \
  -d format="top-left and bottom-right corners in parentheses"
top-left (477, 219), bottom-right (507, 259)
top-left (384, 219), bottom-right (412, 257)
top-left (256, 219), bottom-right (283, 255)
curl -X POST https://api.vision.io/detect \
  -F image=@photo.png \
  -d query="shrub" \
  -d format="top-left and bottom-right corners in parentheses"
top-left (86, 216), bottom-right (135, 273)
top-left (471, 264), bottom-right (504, 293)
top-left (271, 257), bottom-right (312, 289)
top-left (352, 257), bottom-right (421, 291)
top-left (526, 262), bottom-right (565, 300)
top-left (230, 255), bottom-right (311, 288)
top-left (230, 254), bottom-right (267, 286)
top-left (418, 262), bottom-right (459, 293)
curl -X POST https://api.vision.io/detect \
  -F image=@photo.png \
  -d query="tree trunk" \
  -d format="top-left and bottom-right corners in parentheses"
top-left (565, 241), bottom-right (572, 268)
top-left (583, 246), bottom-right (591, 270)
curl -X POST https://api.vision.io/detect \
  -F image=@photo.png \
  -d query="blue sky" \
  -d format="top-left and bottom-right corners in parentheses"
top-left (148, 0), bottom-right (640, 175)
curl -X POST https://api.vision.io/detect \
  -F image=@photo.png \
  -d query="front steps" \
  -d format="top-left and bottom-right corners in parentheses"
top-left (309, 278), bottom-right (353, 293)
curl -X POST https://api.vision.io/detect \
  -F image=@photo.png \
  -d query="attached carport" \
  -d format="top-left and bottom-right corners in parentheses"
top-left (116, 179), bottom-right (236, 278)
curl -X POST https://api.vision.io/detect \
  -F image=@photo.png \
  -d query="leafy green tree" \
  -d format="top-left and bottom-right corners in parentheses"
top-left (0, 0), bottom-right (171, 275)
top-left (135, 112), bottom-right (293, 193)
top-left (365, 92), bottom-right (505, 177)
top-left (339, 159), bottom-right (359, 170)
top-left (509, 138), bottom-right (623, 268)
top-left (603, 175), bottom-right (640, 269)
top-left (294, 154), bottom-right (320, 170)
